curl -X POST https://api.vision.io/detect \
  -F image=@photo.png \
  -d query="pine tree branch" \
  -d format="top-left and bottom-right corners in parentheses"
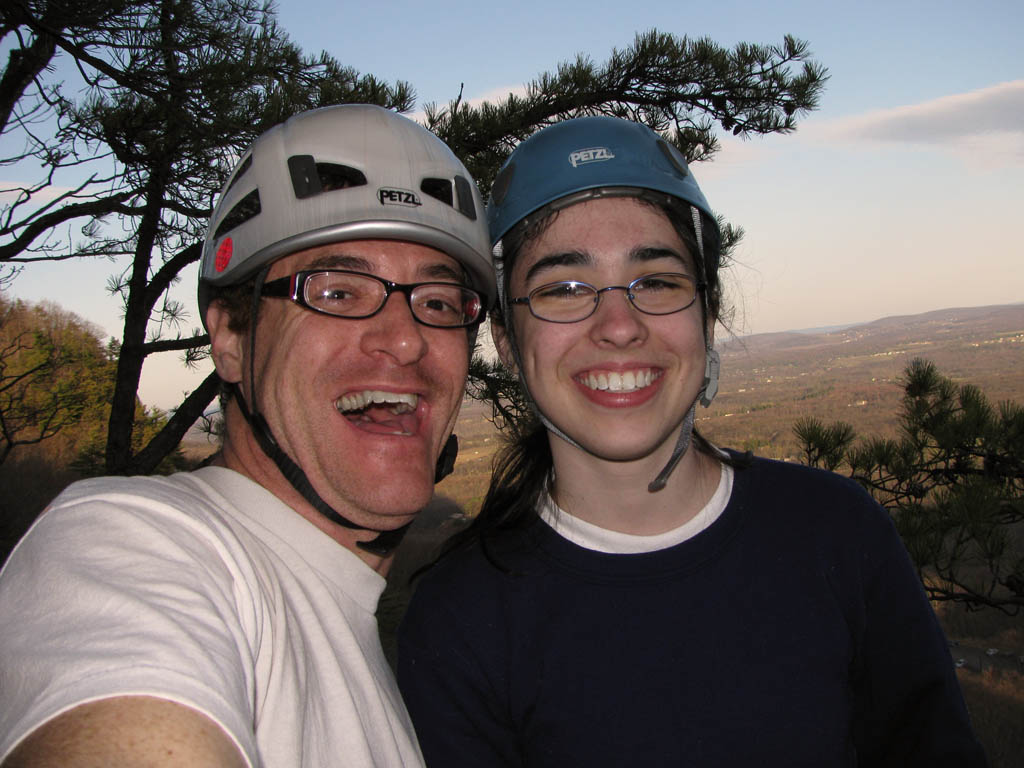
top-left (128, 370), bottom-right (221, 475)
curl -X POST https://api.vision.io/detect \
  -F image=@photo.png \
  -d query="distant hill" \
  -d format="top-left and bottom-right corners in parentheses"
top-left (701, 303), bottom-right (1024, 459)
top-left (736, 303), bottom-right (1023, 353)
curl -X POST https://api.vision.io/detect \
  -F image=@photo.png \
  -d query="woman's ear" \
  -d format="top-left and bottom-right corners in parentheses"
top-left (205, 301), bottom-right (244, 385)
top-left (489, 316), bottom-right (518, 372)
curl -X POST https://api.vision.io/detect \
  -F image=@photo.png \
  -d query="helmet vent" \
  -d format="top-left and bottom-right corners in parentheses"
top-left (213, 188), bottom-right (261, 239)
top-left (288, 155), bottom-right (367, 199)
top-left (656, 139), bottom-right (690, 177)
top-left (453, 175), bottom-right (478, 221)
top-left (420, 177), bottom-right (479, 221)
top-left (288, 155), bottom-right (320, 198)
top-left (490, 162), bottom-right (515, 206)
top-left (224, 154), bottom-right (253, 194)
top-left (316, 163), bottom-right (367, 192)
top-left (421, 177), bottom-right (454, 207)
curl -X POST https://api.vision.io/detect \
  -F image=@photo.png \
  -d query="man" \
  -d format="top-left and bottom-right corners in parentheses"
top-left (0, 105), bottom-right (494, 767)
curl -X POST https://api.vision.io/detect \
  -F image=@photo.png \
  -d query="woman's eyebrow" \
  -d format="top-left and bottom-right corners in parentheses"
top-left (523, 250), bottom-right (590, 283)
top-left (631, 246), bottom-right (690, 269)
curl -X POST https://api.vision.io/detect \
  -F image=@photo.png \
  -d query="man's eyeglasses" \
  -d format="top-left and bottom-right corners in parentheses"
top-left (510, 273), bottom-right (703, 324)
top-left (261, 270), bottom-right (484, 328)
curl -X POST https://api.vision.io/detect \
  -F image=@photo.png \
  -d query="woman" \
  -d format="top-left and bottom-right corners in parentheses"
top-left (397, 116), bottom-right (985, 767)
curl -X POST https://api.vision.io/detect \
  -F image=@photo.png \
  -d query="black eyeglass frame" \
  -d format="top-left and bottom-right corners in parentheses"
top-left (261, 269), bottom-right (484, 329)
top-left (510, 272), bottom-right (706, 324)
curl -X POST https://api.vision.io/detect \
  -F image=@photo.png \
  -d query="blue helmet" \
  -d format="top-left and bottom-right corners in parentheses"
top-left (487, 115), bottom-right (719, 275)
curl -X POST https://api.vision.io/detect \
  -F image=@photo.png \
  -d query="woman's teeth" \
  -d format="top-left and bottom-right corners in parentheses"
top-left (580, 368), bottom-right (658, 393)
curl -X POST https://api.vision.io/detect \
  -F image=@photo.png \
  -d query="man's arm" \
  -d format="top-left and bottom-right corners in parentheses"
top-left (3, 697), bottom-right (248, 768)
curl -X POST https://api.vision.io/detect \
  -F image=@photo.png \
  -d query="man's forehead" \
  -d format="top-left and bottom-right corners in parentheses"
top-left (279, 240), bottom-right (463, 278)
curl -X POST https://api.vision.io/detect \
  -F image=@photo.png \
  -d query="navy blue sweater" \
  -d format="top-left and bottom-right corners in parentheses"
top-left (398, 456), bottom-right (986, 767)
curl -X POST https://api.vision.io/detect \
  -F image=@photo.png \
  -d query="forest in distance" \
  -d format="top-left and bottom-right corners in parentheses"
top-left (699, 302), bottom-right (1024, 461)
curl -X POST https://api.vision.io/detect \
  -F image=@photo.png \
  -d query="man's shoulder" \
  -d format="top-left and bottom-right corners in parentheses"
top-left (50, 466), bottom-right (269, 519)
top-left (54, 469), bottom-right (206, 504)
top-left (55, 468), bottom-right (191, 499)
top-left (14, 468), bottom-right (267, 565)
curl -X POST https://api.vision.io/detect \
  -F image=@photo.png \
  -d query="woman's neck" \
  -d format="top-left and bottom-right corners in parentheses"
top-left (547, 433), bottom-right (721, 536)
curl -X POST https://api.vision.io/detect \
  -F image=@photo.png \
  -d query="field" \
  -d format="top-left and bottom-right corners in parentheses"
top-left (701, 303), bottom-right (1024, 460)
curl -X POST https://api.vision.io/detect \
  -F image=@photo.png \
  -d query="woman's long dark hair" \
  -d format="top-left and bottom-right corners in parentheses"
top-left (432, 196), bottom-right (736, 570)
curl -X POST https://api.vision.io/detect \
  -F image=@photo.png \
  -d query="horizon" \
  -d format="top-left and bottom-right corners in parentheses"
top-left (733, 300), bottom-right (1024, 339)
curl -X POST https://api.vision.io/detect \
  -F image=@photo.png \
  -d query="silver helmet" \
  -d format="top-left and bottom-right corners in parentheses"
top-left (199, 104), bottom-right (495, 323)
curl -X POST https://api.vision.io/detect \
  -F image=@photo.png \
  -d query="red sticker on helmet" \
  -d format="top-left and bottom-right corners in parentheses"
top-left (214, 238), bottom-right (233, 272)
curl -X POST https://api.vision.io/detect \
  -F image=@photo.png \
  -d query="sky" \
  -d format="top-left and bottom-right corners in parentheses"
top-left (3, 0), bottom-right (1022, 410)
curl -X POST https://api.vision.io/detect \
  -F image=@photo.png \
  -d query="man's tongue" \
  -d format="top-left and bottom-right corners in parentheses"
top-left (344, 404), bottom-right (418, 436)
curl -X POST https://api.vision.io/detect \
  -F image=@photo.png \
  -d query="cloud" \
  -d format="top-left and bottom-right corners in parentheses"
top-left (465, 83), bottom-right (531, 108)
top-left (693, 136), bottom-right (778, 181)
top-left (409, 84), bottom-right (531, 124)
top-left (0, 181), bottom-right (78, 205)
top-left (806, 80), bottom-right (1024, 167)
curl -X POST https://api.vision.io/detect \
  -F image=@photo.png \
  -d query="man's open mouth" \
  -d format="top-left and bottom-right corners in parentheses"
top-left (335, 390), bottom-right (420, 435)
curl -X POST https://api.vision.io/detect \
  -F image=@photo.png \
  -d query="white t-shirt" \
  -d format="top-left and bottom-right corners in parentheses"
top-left (0, 467), bottom-right (424, 767)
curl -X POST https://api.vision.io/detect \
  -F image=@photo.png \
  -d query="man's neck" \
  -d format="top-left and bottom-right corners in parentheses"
top-left (214, 403), bottom-right (397, 576)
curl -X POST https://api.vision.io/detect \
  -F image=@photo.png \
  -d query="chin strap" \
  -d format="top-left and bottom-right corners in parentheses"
top-left (434, 432), bottom-right (459, 482)
top-left (700, 349), bottom-right (721, 407)
top-left (230, 383), bottom-right (426, 556)
top-left (647, 406), bottom-right (696, 492)
top-left (231, 266), bottom-right (457, 558)
top-left (646, 349), bottom-right (720, 492)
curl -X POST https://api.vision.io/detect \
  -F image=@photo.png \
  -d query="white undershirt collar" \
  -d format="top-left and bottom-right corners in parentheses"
top-left (538, 464), bottom-right (733, 554)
